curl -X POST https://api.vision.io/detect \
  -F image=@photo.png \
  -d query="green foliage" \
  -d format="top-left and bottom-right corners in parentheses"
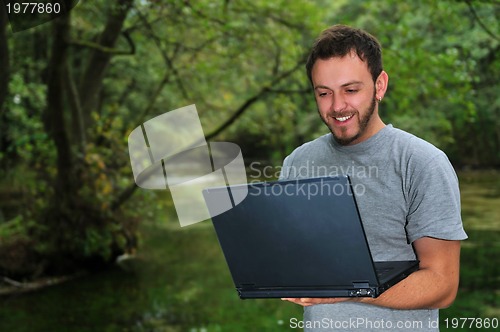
top-left (0, 215), bottom-right (29, 243)
top-left (356, 0), bottom-right (499, 164)
top-left (4, 72), bottom-right (53, 166)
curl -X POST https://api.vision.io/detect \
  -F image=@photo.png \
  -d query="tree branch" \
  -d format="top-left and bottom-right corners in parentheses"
top-left (69, 30), bottom-right (136, 55)
top-left (134, 7), bottom-right (190, 100)
top-left (79, 0), bottom-right (134, 118)
top-left (112, 56), bottom-right (307, 211)
top-left (267, 88), bottom-right (310, 94)
top-left (111, 181), bottom-right (137, 211)
top-left (205, 56), bottom-right (306, 140)
top-left (134, 71), bottom-right (172, 125)
top-left (182, 0), bottom-right (226, 26)
top-left (65, 60), bottom-right (86, 152)
top-left (465, 0), bottom-right (500, 41)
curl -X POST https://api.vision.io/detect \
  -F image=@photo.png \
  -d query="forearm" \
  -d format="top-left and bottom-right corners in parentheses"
top-left (357, 267), bottom-right (458, 310)
top-left (283, 238), bottom-right (461, 309)
top-left (284, 267), bottom-right (458, 309)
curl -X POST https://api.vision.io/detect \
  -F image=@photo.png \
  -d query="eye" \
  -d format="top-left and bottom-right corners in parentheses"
top-left (346, 89), bottom-right (358, 94)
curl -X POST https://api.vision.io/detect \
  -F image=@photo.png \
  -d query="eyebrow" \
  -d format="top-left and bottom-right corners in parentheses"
top-left (314, 81), bottom-right (365, 90)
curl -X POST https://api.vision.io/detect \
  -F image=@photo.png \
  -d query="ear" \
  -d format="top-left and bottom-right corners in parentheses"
top-left (375, 71), bottom-right (389, 101)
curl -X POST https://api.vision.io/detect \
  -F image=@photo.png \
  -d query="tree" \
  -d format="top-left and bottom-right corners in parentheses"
top-left (0, 4), bottom-right (10, 166)
top-left (0, 0), bottom-right (327, 279)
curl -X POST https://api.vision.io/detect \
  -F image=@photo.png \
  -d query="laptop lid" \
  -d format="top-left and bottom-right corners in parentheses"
top-left (203, 176), bottom-right (387, 297)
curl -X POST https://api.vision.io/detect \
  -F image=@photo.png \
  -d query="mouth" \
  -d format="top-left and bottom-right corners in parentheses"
top-left (333, 114), bottom-right (354, 123)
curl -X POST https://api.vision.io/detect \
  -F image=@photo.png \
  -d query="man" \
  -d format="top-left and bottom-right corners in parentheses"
top-left (280, 25), bottom-right (467, 331)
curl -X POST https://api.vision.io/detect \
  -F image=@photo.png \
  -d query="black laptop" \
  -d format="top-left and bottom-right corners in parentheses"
top-left (202, 176), bottom-right (418, 299)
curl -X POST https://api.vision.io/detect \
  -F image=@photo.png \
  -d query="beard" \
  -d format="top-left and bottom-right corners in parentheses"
top-left (321, 92), bottom-right (377, 146)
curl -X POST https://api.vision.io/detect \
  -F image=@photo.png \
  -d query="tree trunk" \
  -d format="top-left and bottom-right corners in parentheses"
top-left (44, 10), bottom-right (76, 198)
top-left (0, 6), bottom-right (10, 166)
top-left (79, 0), bottom-right (134, 123)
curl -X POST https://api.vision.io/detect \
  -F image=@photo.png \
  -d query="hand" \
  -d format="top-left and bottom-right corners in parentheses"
top-left (281, 297), bottom-right (351, 306)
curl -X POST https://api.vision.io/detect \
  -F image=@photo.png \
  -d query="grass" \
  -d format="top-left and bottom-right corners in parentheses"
top-left (132, 221), bottom-right (304, 331)
top-left (438, 171), bottom-right (500, 331)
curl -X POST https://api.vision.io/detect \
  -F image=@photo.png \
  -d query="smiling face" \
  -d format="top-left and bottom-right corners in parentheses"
top-left (312, 53), bottom-right (388, 146)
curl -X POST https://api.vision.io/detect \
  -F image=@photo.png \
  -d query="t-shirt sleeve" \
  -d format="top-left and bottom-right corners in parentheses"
top-left (278, 154), bottom-right (294, 180)
top-left (405, 152), bottom-right (468, 243)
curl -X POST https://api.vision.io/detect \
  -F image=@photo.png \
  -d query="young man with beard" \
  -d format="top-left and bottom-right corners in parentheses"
top-left (280, 25), bottom-right (467, 331)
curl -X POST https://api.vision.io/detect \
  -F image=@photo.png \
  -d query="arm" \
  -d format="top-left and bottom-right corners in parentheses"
top-left (283, 236), bottom-right (461, 309)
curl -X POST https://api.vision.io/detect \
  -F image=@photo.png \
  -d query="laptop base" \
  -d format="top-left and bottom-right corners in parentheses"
top-left (238, 260), bottom-right (419, 299)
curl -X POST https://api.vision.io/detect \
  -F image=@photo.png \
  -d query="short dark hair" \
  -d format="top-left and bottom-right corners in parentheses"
top-left (305, 25), bottom-right (383, 83)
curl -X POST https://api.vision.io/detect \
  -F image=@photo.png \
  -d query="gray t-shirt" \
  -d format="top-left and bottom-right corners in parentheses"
top-left (280, 125), bottom-right (467, 331)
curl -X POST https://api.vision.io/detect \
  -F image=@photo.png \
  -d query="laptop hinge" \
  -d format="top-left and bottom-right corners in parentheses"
top-left (352, 281), bottom-right (370, 288)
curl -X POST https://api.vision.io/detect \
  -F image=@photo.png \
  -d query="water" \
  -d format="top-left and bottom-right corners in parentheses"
top-left (0, 171), bottom-right (498, 331)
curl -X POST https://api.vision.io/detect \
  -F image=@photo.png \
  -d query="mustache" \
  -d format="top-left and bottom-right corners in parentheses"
top-left (328, 110), bottom-right (357, 118)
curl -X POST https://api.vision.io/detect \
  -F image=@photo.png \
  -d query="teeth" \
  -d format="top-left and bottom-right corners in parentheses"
top-left (335, 114), bottom-right (353, 122)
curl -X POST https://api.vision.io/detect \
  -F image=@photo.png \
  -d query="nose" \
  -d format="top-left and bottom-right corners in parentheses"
top-left (332, 94), bottom-right (346, 113)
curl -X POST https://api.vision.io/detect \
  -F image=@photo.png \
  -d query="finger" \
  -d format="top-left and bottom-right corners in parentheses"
top-left (281, 298), bottom-right (308, 306)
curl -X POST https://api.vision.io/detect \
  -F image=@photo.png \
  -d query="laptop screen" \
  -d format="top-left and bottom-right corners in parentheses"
top-left (203, 176), bottom-right (379, 289)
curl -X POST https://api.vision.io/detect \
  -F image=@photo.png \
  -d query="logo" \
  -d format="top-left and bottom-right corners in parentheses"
top-left (2, 1), bottom-right (80, 33)
top-left (128, 105), bottom-right (248, 227)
